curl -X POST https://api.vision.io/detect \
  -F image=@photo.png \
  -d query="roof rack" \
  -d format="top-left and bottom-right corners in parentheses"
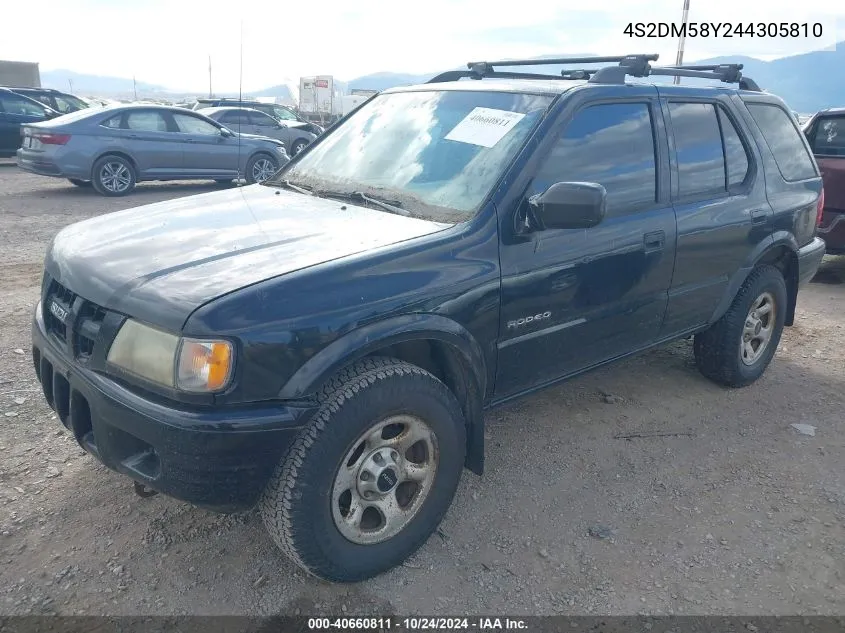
top-left (589, 60), bottom-right (761, 91)
top-left (427, 54), bottom-right (658, 83)
top-left (428, 54), bottom-right (761, 91)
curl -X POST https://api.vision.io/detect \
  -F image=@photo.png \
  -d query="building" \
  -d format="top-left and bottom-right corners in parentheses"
top-left (0, 60), bottom-right (41, 87)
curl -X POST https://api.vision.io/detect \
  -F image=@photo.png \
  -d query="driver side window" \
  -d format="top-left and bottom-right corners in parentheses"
top-left (531, 102), bottom-right (657, 217)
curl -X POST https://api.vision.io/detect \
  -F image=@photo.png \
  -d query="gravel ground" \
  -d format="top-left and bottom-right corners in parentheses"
top-left (1, 161), bottom-right (844, 616)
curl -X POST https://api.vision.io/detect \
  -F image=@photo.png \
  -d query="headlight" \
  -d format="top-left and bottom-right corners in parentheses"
top-left (107, 320), bottom-right (234, 393)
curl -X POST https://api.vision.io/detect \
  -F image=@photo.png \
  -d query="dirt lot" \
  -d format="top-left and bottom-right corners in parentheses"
top-left (1, 161), bottom-right (844, 617)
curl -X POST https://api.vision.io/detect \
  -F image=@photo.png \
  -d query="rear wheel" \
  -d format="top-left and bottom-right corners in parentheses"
top-left (68, 178), bottom-right (91, 187)
top-left (91, 155), bottom-right (136, 196)
top-left (694, 265), bottom-right (787, 387)
top-left (245, 153), bottom-right (278, 184)
top-left (260, 357), bottom-right (466, 582)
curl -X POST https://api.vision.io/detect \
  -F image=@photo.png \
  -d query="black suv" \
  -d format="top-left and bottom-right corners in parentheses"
top-left (191, 98), bottom-right (323, 135)
top-left (31, 55), bottom-right (825, 583)
top-left (0, 87), bottom-right (60, 157)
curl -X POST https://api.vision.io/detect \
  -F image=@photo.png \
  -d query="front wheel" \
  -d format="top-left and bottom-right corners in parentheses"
top-left (694, 265), bottom-right (787, 387)
top-left (260, 357), bottom-right (466, 582)
top-left (291, 139), bottom-right (308, 155)
top-left (91, 155), bottom-right (136, 196)
top-left (245, 153), bottom-right (279, 184)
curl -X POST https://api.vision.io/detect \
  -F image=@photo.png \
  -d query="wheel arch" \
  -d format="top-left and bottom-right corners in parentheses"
top-left (710, 233), bottom-right (799, 326)
top-left (277, 314), bottom-right (488, 475)
top-left (92, 150), bottom-right (138, 178)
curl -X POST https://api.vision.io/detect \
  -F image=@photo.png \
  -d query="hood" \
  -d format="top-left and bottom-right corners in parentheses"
top-left (46, 185), bottom-right (449, 331)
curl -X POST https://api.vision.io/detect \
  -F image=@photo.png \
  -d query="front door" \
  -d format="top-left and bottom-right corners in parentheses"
top-left (495, 87), bottom-right (677, 400)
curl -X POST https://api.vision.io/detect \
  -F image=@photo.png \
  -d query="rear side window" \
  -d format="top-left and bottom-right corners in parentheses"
top-left (745, 102), bottom-right (817, 181)
top-left (717, 107), bottom-right (750, 187)
top-left (811, 116), bottom-right (845, 157)
top-left (221, 111), bottom-right (251, 125)
top-left (101, 115), bottom-right (122, 129)
top-left (126, 111), bottom-right (168, 132)
top-left (669, 103), bottom-right (725, 197)
top-left (532, 102), bottom-right (657, 216)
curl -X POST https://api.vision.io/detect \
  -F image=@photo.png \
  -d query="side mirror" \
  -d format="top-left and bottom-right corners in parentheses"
top-left (220, 127), bottom-right (234, 138)
top-left (528, 182), bottom-right (606, 230)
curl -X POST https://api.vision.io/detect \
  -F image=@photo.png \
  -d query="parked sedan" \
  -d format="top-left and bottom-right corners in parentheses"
top-left (200, 107), bottom-right (317, 155)
top-left (0, 87), bottom-right (61, 157)
top-left (16, 104), bottom-right (289, 196)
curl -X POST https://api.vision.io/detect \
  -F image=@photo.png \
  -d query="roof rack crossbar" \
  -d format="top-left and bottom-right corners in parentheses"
top-left (466, 54), bottom-right (659, 70)
top-left (426, 69), bottom-right (597, 83)
top-left (589, 58), bottom-right (761, 91)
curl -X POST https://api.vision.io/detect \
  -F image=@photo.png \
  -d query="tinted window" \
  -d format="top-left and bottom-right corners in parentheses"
top-left (532, 103), bottom-right (657, 215)
top-left (0, 94), bottom-right (46, 116)
top-left (221, 111), bottom-right (250, 125)
top-left (746, 103), bottom-right (817, 181)
top-left (101, 115), bottom-right (122, 129)
top-left (173, 113), bottom-right (219, 135)
top-left (718, 107), bottom-right (750, 187)
top-left (812, 117), bottom-right (845, 156)
top-left (251, 111), bottom-right (278, 126)
top-left (669, 103), bottom-right (725, 197)
top-left (126, 111), bottom-right (168, 132)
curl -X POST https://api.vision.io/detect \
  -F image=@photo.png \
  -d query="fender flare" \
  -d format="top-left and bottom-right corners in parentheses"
top-left (709, 232), bottom-right (799, 324)
top-left (277, 313), bottom-right (489, 475)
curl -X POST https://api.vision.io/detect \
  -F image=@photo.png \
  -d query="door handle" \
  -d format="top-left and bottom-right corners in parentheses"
top-left (750, 209), bottom-right (768, 225)
top-left (643, 230), bottom-right (665, 252)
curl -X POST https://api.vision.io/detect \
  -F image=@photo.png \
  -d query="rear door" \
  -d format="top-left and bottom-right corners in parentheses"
top-left (0, 93), bottom-right (51, 154)
top-left (805, 113), bottom-right (845, 249)
top-left (171, 111), bottom-right (239, 177)
top-left (119, 109), bottom-right (183, 177)
top-left (655, 89), bottom-right (768, 336)
top-left (496, 86), bottom-right (677, 398)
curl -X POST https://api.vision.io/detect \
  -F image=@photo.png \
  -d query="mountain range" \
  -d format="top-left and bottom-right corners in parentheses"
top-left (41, 43), bottom-right (844, 113)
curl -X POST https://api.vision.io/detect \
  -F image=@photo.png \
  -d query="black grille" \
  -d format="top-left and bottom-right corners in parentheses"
top-left (44, 280), bottom-right (76, 342)
top-left (44, 277), bottom-right (111, 361)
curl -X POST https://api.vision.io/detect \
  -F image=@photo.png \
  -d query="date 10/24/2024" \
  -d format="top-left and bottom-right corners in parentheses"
top-left (307, 617), bottom-right (529, 631)
top-left (624, 22), bottom-right (824, 39)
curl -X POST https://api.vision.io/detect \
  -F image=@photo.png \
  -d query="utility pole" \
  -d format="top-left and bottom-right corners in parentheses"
top-left (133, 75), bottom-right (138, 101)
top-left (674, 0), bottom-right (691, 84)
top-left (208, 55), bottom-right (213, 98)
top-left (68, 79), bottom-right (73, 93)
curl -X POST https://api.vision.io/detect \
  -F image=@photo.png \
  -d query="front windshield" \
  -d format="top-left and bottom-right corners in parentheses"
top-left (271, 89), bottom-right (554, 223)
top-left (273, 106), bottom-right (298, 121)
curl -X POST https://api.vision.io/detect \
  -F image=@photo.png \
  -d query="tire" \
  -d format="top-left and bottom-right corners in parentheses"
top-left (214, 179), bottom-right (234, 184)
top-left (245, 153), bottom-right (279, 184)
top-left (694, 265), bottom-right (787, 388)
top-left (260, 357), bottom-right (466, 582)
top-left (91, 155), bottom-right (136, 196)
top-left (68, 178), bottom-right (91, 187)
top-left (291, 139), bottom-right (308, 155)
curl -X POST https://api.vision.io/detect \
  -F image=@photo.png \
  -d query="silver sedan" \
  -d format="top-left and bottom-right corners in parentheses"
top-left (199, 107), bottom-right (317, 156)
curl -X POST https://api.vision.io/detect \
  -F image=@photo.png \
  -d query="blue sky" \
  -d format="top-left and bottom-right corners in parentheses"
top-left (2, 0), bottom-right (842, 92)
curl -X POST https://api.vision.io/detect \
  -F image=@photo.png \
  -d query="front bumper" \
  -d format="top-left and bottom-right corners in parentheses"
top-left (797, 236), bottom-right (826, 287)
top-left (31, 303), bottom-right (316, 512)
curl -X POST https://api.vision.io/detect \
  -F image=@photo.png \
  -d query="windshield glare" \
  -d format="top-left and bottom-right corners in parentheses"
top-left (273, 90), bottom-right (553, 223)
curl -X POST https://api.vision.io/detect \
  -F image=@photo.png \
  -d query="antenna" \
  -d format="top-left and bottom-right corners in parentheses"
top-left (208, 55), bottom-right (213, 98)
top-left (674, 0), bottom-right (692, 84)
top-left (237, 20), bottom-right (243, 184)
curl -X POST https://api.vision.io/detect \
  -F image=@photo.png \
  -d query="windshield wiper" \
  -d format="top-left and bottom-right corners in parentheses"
top-left (277, 179), bottom-right (313, 195)
top-left (316, 190), bottom-right (410, 217)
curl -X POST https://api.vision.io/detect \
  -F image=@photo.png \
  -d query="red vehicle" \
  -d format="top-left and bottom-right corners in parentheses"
top-left (804, 108), bottom-right (845, 253)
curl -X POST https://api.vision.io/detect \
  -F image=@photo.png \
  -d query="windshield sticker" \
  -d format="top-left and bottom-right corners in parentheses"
top-left (444, 107), bottom-right (527, 148)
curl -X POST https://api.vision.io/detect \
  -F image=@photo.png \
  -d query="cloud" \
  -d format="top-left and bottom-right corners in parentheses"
top-left (1, 0), bottom-right (842, 92)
